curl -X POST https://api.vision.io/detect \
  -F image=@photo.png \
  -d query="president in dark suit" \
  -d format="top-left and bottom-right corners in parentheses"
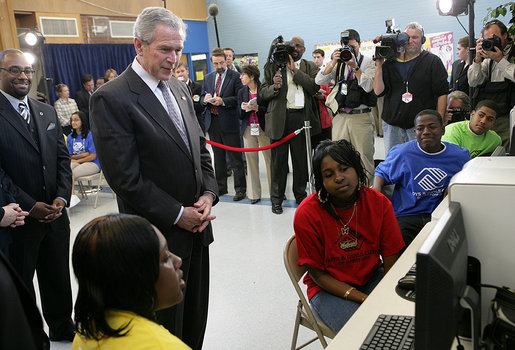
top-left (0, 49), bottom-right (74, 341)
top-left (74, 74), bottom-right (94, 119)
top-left (89, 7), bottom-right (218, 350)
top-left (201, 48), bottom-right (246, 201)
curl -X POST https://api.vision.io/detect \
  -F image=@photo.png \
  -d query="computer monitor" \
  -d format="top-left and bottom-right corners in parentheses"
top-left (415, 201), bottom-right (481, 350)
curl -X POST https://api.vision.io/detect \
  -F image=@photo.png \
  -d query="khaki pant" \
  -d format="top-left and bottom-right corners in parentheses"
top-left (331, 112), bottom-right (375, 185)
top-left (70, 161), bottom-right (100, 178)
top-left (243, 126), bottom-right (272, 200)
top-left (371, 96), bottom-right (384, 137)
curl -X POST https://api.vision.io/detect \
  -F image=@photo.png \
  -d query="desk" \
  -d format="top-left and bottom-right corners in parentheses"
top-left (326, 216), bottom-right (473, 350)
top-left (326, 220), bottom-right (436, 349)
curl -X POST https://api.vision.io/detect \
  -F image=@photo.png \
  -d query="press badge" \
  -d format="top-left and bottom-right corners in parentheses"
top-left (250, 123), bottom-right (260, 136)
top-left (402, 92), bottom-right (413, 103)
top-left (294, 93), bottom-right (305, 108)
top-left (341, 83), bottom-right (348, 95)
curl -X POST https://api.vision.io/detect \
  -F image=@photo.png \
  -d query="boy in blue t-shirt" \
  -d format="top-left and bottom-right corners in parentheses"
top-left (373, 110), bottom-right (471, 246)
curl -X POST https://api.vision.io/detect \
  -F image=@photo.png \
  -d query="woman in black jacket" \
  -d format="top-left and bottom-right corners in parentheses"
top-left (237, 65), bottom-right (271, 204)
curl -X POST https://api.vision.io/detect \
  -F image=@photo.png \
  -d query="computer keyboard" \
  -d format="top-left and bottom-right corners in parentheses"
top-left (359, 314), bottom-right (415, 350)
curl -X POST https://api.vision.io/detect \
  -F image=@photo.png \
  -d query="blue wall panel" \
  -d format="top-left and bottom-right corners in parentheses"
top-left (183, 20), bottom-right (210, 54)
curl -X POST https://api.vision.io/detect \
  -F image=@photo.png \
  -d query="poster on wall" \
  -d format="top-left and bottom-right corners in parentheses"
top-left (315, 32), bottom-right (453, 76)
top-left (424, 32), bottom-right (454, 76)
top-left (235, 53), bottom-right (259, 68)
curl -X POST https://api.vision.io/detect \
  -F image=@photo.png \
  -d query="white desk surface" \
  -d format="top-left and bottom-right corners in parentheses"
top-left (326, 204), bottom-right (474, 350)
top-left (326, 220), bottom-right (437, 349)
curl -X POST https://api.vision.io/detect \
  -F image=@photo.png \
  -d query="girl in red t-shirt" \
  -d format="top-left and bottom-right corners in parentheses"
top-left (294, 139), bottom-right (404, 333)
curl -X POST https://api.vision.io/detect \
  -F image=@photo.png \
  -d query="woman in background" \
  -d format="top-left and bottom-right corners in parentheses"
top-left (294, 139), bottom-right (404, 333)
top-left (237, 64), bottom-right (271, 204)
top-left (54, 84), bottom-right (78, 135)
top-left (450, 36), bottom-right (470, 93)
top-left (104, 68), bottom-right (118, 82)
top-left (72, 214), bottom-right (189, 349)
top-left (67, 111), bottom-right (100, 207)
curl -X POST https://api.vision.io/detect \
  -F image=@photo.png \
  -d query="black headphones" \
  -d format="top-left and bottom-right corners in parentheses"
top-left (420, 26), bottom-right (426, 44)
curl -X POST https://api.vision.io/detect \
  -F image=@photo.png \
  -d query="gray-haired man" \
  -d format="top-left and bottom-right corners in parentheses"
top-left (373, 22), bottom-right (449, 153)
top-left (89, 7), bottom-right (218, 349)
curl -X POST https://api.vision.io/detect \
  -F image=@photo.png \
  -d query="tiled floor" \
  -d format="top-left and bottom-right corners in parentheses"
top-left (43, 136), bottom-right (385, 350)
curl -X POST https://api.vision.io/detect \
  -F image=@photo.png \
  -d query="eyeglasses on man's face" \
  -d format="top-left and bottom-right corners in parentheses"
top-left (0, 66), bottom-right (36, 76)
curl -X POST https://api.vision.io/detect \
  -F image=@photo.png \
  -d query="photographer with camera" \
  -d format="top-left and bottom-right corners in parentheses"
top-left (442, 99), bottom-right (501, 158)
top-left (444, 90), bottom-right (470, 125)
top-left (316, 29), bottom-right (376, 183)
top-left (373, 22), bottom-right (449, 154)
top-left (468, 20), bottom-right (515, 149)
top-left (260, 36), bottom-right (320, 214)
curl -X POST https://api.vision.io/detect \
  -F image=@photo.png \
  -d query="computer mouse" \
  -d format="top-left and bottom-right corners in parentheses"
top-left (397, 275), bottom-right (416, 290)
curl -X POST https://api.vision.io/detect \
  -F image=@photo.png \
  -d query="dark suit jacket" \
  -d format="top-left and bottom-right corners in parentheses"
top-left (450, 59), bottom-right (469, 93)
top-left (230, 65), bottom-right (242, 73)
top-left (0, 94), bottom-right (72, 211)
top-left (237, 83), bottom-right (268, 135)
top-left (74, 88), bottom-right (91, 117)
top-left (90, 66), bottom-right (218, 258)
top-left (260, 59), bottom-right (321, 140)
top-left (0, 251), bottom-right (49, 350)
top-left (188, 79), bottom-right (202, 97)
top-left (186, 79), bottom-right (206, 132)
top-left (200, 68), bottom-right (243, 134)
top-left (0, 166), bottom-right (17, 252)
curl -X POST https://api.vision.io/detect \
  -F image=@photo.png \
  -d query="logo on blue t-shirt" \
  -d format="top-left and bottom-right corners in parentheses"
top-left (414, 167), bottom-right (447, 191)
top-left (73, 140), bottom-right (85, 154)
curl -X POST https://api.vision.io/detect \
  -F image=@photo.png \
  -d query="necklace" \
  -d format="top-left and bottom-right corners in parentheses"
top-left (332, 202), bottom-right (357, 239)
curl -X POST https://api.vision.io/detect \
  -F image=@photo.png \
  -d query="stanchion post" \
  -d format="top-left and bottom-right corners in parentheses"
top-left (304, 121), bottom-right (314, 194)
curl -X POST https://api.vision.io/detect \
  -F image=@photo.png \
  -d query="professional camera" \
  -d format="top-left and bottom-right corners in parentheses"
top-left (448, 107), bottom-right (468, 124)
top-left (270, 35), bottom-right (296, 68)
top-left (374, 19), bottom-right (409, 61)
top-left (482, 34), bottom-right (502, 52)
top-left (339, 31), bottom-right (354, 62)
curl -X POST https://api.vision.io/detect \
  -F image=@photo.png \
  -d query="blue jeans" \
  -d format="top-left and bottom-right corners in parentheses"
top-left (382, 121), bottom-right (415, 154)
top-left (310, 267), bottom-right (384, 333)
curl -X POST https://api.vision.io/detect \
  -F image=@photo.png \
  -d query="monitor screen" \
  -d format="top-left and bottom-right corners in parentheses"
top-left (415, 201), bottom-right (479, 349)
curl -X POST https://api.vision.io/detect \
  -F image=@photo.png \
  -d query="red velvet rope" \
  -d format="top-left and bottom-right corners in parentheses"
top-left (207, 130), bottom-right (299, 152)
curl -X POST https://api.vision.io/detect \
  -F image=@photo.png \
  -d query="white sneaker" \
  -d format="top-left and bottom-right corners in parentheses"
top-left (70, 194), bottom-right (81, 208)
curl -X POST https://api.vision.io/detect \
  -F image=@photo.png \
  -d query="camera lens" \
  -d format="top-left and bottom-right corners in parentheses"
top-left (482, 39), bottom-right (493, 51)
top-left (339, 47), bottom-right (353, 62)
top-left (378, 47), bottom-right (391, 59)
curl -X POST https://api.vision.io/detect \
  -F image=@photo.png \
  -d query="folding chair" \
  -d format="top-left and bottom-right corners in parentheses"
top-left (283, 235), bottom-right (336, 349)
top-left (76, 170), bottom-right (112, 209)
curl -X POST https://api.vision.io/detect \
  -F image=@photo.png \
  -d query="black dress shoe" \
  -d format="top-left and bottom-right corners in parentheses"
top-left (219, 189), bottom-right (228, 196)
top-left (233, 192), bottom-right (246, 201)
top-left (272, 203), bottom-right (283, 214)
top-left (250, 198), bottom-right (261, 204)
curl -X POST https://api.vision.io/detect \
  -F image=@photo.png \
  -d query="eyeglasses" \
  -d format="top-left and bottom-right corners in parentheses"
top-left (0, 67), bottom-right (36, 76)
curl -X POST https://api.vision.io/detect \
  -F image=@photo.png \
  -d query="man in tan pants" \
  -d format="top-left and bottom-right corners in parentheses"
top-left (315, 29), bottom-right (376, 184)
